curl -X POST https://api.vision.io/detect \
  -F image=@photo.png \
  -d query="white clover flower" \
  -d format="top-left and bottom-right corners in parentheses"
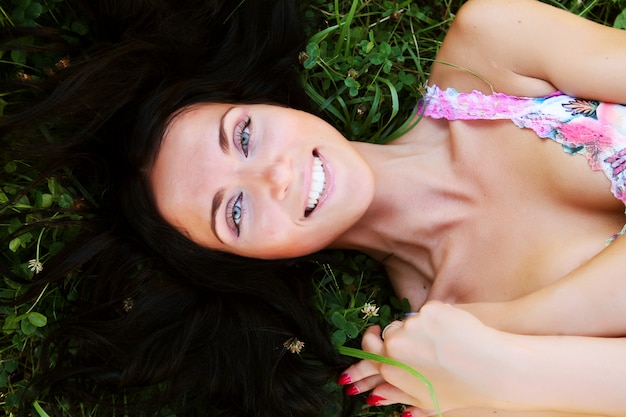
top-left (361, 302), bottom-right (380, 320)
top-left (283, 337), bottom-right (305, 354)
top-left (28, 259), bottom-right (43, 274)
top-left (122, 297), bottom-right (135, 313)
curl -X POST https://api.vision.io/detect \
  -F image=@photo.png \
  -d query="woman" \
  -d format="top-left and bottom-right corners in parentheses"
top-left (2, 0), bottom-right (625, 416)
top-left (146, 0), bottom-right (626, 415)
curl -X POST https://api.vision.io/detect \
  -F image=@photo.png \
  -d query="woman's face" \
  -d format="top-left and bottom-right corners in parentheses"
top-left (150, 103), bottom-right (375, 259)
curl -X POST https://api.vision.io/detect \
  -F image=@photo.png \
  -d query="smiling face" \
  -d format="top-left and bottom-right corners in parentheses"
top-left (149, 103), bottom-right (375, 259)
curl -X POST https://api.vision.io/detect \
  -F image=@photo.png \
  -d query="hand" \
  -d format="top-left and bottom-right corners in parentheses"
top-left (340, 301), bottom-right (515, 414)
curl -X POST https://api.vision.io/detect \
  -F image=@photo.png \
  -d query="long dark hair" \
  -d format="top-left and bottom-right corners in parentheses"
top-left (1, 1), bottom-right (355, 416)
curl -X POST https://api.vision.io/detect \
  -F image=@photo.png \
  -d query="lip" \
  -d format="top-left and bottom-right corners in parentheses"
top-left (302, 149), bottom-right (331, 218)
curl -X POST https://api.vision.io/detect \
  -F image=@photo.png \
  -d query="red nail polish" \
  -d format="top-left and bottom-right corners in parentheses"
top-left (345, 384), bottom-right (359, 396)
top-left (338, 373), bottom-right (352, 385)
top-left (365, 394), bottom-right (386, 406)
top-left (402, 411), bottom-right (414, 417)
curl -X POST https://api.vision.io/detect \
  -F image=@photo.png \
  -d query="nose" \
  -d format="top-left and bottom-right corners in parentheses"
top-left (247, 159), bottom-right (292, 200)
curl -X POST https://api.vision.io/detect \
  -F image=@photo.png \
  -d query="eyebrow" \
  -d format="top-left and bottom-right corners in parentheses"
top-left (218, 107), bottom-right (233, 154)
top-left (210, 107), bottom-right (234, 245)
top-left (211, 188), bottom-right (226, 244)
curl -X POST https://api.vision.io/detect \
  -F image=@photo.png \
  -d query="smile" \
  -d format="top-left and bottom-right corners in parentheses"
top-left (305, 154), bottom-right (326, 217)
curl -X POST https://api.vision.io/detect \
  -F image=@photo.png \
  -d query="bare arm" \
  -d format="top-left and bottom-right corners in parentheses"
top-left (461, 233), bottom-right (626, 337)
top-left (343, 302), bottom-right (626, 416)
top-left (442, 0), bottom-right (626, 102)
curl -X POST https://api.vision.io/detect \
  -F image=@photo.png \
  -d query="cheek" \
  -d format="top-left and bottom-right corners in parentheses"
top-left (258, 215), bottom-right (301, 246)
top-left (249, 221), bottom-right (320, 259)
top-left (245, 212), bottom-right (292, 249)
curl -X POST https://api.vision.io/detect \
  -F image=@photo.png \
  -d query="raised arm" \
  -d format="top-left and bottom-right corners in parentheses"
top-left (438, 0), bottom-right (626, 102)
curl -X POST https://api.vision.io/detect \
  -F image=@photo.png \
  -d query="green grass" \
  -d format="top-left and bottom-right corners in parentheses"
top-left (1, 0), bottom-right (626, 416)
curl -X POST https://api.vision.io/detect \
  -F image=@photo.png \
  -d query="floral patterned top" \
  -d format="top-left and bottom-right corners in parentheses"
top-left (421, 84), bottom-right (626, 205)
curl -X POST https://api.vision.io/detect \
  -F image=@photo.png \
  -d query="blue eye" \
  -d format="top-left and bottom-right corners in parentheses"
top-left (228, 193), bottom-right (244, 236)
top-left (238, 118), bottom-right (251, 157)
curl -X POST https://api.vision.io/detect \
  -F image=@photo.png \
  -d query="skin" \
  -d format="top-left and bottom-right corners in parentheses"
top-left (351, 302), bottom-right (626, 417)
top-left (151, 103), bottom-right (375, 259)
top-left (151, 0), bottom-right (626, 415)
top-left (342, 0), bottom-right (626, 416)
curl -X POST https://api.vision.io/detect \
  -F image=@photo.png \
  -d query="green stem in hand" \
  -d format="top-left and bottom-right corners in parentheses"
top-left (337, 345), bottom-right (442, 417)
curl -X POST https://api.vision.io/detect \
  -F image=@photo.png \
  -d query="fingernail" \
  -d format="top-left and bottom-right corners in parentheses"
top-left (338, 373), bottom-right (352, 385)
top-left (402, 410), bottom-right (414, 417)
top-left (365, 394), bottom-right (386, 406)
top-left (404, 312), bottom-right (419, 318)
top-left (345, 384), bottom-right (359, 396)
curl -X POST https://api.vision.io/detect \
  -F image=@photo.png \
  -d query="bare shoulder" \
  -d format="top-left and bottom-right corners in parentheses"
top-left (452, 0), bottom-right (527, 27)
top-left (432, 0), bottom-right (558, 96)
top-left (434, 0), bottom-right (626, 101)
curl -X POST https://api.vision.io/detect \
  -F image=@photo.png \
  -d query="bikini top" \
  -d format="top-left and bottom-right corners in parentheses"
top-left (420, 84), bottom-right (626, 205)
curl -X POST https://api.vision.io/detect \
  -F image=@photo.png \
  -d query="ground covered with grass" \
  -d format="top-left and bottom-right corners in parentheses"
top-left (2, 0), bottom-right (626, 416)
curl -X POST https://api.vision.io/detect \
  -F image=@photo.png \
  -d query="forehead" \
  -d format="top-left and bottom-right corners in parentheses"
top-left (149, 103), bottom-right (230, 234)
top-left (152, 103), bottom-right (224, 186)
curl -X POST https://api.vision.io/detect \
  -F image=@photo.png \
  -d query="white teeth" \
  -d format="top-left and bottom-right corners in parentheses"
top-left (306, 156), bottom-right (326, 213)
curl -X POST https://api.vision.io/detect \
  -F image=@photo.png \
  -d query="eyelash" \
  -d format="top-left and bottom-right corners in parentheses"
top-left (236, 117), bottom-right (251, 157)
top-left (226, 116), bottom-right (251, 236)
top-left (226, 192), bottom-right (244, 236)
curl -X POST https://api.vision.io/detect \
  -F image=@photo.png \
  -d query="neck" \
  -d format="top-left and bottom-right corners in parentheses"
top-left (329, 118), bottom-right (474, 270)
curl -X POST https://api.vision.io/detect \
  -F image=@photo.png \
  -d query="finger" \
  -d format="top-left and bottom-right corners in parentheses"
top-left (377, 362), bottom-right (440, 409)
top-left (343, 373), bottom-right (385, 396)
top-left (340, 326), bottom-right (383, 388)
top-left (340, 323), bottom-right (401, 395)
top-left (340, 356), bottom-right (379, 385)
top-left (364, 381), bottom-right (421, 408)
top-left (381, 322), bottom-right (402, 340)
top-left (381, 320), bottom-right (404, 340)
top-left (402, 405), bottom-right (439, 417)
top-left (360, 325), bottom-right (385, 358)
top-left (361, 321), bottom-right (402, 353)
